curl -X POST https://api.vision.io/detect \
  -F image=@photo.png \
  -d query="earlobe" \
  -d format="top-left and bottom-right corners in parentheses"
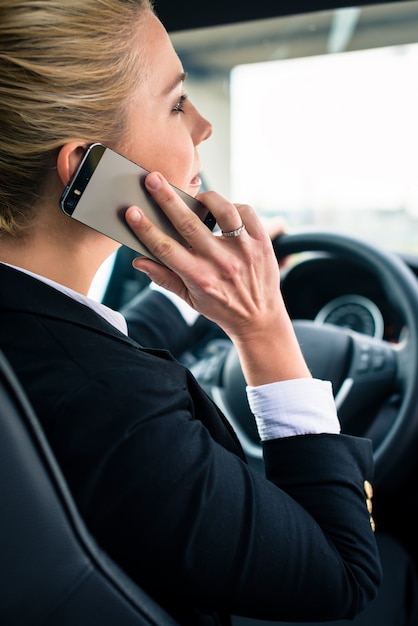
top-left (56, 142), bottom-right (89, 186)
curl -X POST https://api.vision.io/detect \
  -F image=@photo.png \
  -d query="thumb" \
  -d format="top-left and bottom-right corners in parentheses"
top-left (132, 257), bottom-right (188, 301)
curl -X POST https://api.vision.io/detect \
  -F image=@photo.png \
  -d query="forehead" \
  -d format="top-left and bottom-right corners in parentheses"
top-left (138, 11), bottom-right (185, 96)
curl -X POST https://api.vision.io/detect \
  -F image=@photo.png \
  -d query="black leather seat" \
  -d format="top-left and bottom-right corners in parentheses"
top-left (0, 349), bottom-right (179, 626)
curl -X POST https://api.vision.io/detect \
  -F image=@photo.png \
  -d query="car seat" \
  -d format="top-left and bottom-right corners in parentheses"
top-left (0, 349), bottom-right (179, 626)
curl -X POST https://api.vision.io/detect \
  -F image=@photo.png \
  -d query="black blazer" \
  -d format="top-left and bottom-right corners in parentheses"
top-left (0, 263), bottom-right (381, 626)
top-left (120, 286), bottom-right (227, 359)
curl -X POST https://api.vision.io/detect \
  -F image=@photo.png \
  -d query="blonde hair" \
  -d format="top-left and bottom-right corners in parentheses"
top-left (0, 0), bottom-right (153, 235)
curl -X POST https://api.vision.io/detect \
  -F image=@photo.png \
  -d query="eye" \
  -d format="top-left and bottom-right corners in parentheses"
top-left (172, 93), bottom-right (188, 114)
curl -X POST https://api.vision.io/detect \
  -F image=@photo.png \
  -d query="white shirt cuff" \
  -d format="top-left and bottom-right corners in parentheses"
top-left (247, 378), bottom-right (340, 441)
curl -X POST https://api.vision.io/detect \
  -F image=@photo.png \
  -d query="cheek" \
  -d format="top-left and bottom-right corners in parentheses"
top-left (165, 152), bottom-right (193, 187)
top-left (147, 141), bottom-right (194, 189)
top-left (118, 122), bottom-right (194, 189)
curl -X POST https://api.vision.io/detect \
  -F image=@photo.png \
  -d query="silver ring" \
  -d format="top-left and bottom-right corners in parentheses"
top-left (222, 224), bottom-right (246, 238)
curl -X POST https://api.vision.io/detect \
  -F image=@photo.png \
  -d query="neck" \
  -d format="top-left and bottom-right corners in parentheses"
top-left (0, 204), bottom-right (118, 296)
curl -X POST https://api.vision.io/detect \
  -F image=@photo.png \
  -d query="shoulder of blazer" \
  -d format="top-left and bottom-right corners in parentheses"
top-left (0, 262), bottom-right (152, 349)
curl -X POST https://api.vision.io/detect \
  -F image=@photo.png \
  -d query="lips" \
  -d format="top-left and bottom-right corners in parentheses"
top-left (190, 174), bottom-right (202, 187)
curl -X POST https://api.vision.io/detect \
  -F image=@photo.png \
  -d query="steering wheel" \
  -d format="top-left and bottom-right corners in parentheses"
top-left (197, 231), bottom-right (418, 494)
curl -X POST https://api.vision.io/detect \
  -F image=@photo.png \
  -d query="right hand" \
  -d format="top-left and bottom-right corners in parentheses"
top-left (125, 172), bottom-right (311, 386)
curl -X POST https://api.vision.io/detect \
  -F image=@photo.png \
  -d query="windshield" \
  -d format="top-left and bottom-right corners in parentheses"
top-left (171, 0), bottom-right (418, 253)
top-left (231, 44), bottom-right (418, 252)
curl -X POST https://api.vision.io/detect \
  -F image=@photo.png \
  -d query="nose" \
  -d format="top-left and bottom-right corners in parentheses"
top-left (199, 115), bottom-right (213, 143)
top-left (191, 105), bottom-right (213, 145)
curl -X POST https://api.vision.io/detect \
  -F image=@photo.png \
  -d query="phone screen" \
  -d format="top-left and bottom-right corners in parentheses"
top-left (60, 143), bottom-right (216, 262)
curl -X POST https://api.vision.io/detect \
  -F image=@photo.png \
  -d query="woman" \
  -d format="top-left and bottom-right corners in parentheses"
top-left (0, 2), bottom-right (381, 625)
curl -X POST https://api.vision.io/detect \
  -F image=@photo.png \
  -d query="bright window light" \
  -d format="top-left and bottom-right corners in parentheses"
top-left (231, 43), bottom-right (418, 251)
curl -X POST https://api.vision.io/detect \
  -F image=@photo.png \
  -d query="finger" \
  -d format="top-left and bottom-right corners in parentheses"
top-left (142, 172), bottom-right (252, 249)
top-left (233, 202), bottom-right (270, 241)
top-left (143, 172), bottom-right (216, 248)
top-left (200, 193), bottom-right (243, 235)
top-left (132, 255), bottom-right (189, 300)
top-left (124, 204), bottom-right (187, 270)
top-left (194, 192), bottom-right (264, 242)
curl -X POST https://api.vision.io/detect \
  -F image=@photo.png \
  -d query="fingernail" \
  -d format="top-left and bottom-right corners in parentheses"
top-left (132, 260), bottom-right (150, 275)
top-left (127, 208), bottom-right (142, 224)
top-left (146, 172), bottom-right (162, 190)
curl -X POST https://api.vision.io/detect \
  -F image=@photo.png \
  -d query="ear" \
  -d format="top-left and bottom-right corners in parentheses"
top-left (56, 141), bottom-right (89, 186)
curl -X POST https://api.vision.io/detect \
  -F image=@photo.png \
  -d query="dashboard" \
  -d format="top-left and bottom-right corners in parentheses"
top-left (280, 253), bottom-right (418, 344)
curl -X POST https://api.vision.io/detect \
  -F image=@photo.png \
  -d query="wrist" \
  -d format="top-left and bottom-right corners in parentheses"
top-left (233, 319), bottom-right (312, 387)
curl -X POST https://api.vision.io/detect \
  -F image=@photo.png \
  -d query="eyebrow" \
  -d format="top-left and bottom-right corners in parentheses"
top-left (163, 71), bottom-right (188, 96)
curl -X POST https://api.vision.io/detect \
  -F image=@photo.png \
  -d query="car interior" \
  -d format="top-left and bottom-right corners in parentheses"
top-left (2, 0), bottom-right (418, 624)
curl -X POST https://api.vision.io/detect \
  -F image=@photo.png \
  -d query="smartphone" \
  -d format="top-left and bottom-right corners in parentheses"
top-left (59, 142), bottom-right (216, 263)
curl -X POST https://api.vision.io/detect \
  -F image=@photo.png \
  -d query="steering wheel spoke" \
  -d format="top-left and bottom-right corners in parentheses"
top-left (334, 331), bottom-right (397, 434)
